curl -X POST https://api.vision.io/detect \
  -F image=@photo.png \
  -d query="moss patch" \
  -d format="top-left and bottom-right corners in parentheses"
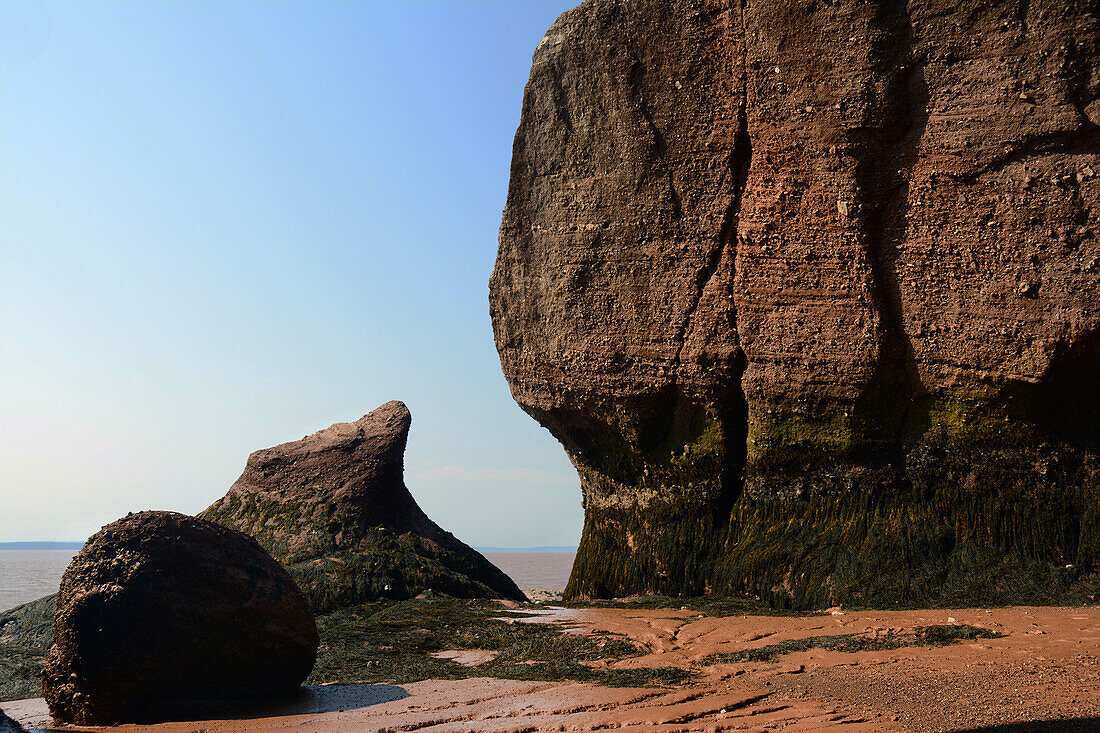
top-left (563, 594), bottom-right (817, 617)
top-left (0, 594), bottom-right (56, 701)
top-left (309, 596), bottom-right (691, 688)
top-left (704, 624), bottom-right (1003, 664)
top-left (201, 496), bottom-right (514, 614)
top-left (747, 402), bottom-right (856, 464)
top-left (567, 383), bottom-right (1100, 608)
top-left (567, 499), bottom-right (729, 599)
top-left (1, 596), bottom-right (691, 703)
top-left (570, 481), bottom-right (1100, 610)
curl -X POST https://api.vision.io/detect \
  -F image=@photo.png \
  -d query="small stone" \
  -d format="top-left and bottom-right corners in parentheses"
top-left (1016, 281), bottom-right (1040, 298)
top-left (1085, 100), bottom-right (1100, 126)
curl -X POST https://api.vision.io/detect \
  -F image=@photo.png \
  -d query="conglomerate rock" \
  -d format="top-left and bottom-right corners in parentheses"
top-left (202, 401), bottom-right (525, 611)
top-left (43, 511), bottom-right (318, 725)
top-left (490, 0), bottom-right (1100, 606)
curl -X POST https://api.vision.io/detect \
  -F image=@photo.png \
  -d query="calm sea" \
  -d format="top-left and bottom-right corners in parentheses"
top-left (0, 550), bottom-right (575, 612)
top-left (0, 550), bottom-right (77, 611)
top-left (482, 552), bottom-right (575, 592)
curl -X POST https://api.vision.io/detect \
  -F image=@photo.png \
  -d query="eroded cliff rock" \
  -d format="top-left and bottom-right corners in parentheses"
top-left (491, 0), bottom-right (1100, 606)
top-left (202, 401), bottom-right (525, 611)
top-left (43, 511), bottom-right (318, 725)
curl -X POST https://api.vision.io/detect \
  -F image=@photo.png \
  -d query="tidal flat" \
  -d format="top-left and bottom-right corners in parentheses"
top-left (0, 595), bottom-right (689, 703)
top-left (7, 596), bottom-right (1100, 732)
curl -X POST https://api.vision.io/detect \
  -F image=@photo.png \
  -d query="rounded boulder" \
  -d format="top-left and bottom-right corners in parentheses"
top-left (43, 511), bottom-right (318, 725)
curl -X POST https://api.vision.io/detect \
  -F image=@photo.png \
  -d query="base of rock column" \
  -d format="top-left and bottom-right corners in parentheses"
top-left (567, 418), bottom-right (1099, 609)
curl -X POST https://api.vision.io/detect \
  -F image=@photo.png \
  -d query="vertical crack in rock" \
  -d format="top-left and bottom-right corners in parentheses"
top-left (716, 0), bottom-right (753, 509)
top-left (673, 84), bottom-right (752, 375)
top-left (673, 0), bottom-right (752, 378)
top-left (668, 0), bottom-right (752, 516)
top-left (848, 0), bottom-right (927, 448)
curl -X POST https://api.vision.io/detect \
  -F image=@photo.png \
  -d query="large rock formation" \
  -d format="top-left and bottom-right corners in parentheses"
top-left (43, 511), bottom-right (318, 725)
top-left (491, 0), bottom-right (1100, 607)
top-left (202, 401), bottom-right (525, 611)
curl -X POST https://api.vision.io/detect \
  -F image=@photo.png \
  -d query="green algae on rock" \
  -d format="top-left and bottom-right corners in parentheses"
top-left (704, 624), bottom-right (1004, 664)
top-left (490, 0), bottom-right (1100, 607)
top-left (0, 595), bottom-right (55, 702)
top-left (202, 401), bottom-right (525, 612)
top-left (309, 597), bottom-right (690, 689)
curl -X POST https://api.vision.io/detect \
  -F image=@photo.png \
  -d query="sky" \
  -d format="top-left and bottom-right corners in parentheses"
top-left (0, 0), bottom-right (583, 546)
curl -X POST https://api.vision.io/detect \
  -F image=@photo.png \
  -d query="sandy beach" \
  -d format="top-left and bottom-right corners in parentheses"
top-left (7, 603), bottom-right (1098, 732)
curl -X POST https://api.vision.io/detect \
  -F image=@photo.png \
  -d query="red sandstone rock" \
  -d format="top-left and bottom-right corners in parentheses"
top-left (490, 0), bottom-right (1100, 605)
top-left (42, 511), bottom-right (318, 725)
top-left (203, 401), bottom-right (526, 610)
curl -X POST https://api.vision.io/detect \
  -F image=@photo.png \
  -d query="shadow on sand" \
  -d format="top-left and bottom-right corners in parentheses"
top-left (20, 683), bottom-right (409, 730)
top-left (954, 721), bottom-right (1100, 733)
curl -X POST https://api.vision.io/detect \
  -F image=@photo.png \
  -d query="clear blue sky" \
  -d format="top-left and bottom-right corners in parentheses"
top-left (0, 0), bottom-right (582, 546)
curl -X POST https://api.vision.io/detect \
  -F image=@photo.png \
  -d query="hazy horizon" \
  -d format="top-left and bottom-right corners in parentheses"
top-left (1, 0), bottom-right (583, 546)
top-left (0, 541), bottom-right (578, 551)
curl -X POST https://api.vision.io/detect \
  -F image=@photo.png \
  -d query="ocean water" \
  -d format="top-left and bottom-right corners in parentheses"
top-left (0, 550), bottom-right (77, 611)
top-left (482, 552), bottom-right (575, 591)
top-left (0, 550), bottom-right (576, 612)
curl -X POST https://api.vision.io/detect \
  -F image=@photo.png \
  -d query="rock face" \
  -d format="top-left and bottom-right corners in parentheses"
top-left (0, 595), bottom-right (55, 702)
top-left (43, 511), bottom-right (318, 725)
top-left (491, 0), bottom-right (1100, 606)
top-left (202, 401), bottom-right (525, 611)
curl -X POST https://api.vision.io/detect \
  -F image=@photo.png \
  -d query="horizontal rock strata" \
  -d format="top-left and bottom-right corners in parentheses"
top-left (202, 401), bottom-right (525, 611)
top-left (490, 0), bottom-right (1100, 606)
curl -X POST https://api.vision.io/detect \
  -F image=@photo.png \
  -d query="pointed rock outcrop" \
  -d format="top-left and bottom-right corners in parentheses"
top-left (203, 401), bottom-right (525, 611)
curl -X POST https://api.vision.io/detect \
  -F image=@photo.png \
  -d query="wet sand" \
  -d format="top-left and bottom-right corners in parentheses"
top-left (7, 605), bottom-right (1099, 732)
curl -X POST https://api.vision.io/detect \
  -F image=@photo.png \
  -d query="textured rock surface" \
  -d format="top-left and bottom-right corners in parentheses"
top-left (202, 401), bottom-right (525, 611)
top-left (0, 595), bottom-right (55, 701)
top-left (491, 0), bottom-right (1100, 606)
top-left (43, 511), bottom-right (318, 725)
